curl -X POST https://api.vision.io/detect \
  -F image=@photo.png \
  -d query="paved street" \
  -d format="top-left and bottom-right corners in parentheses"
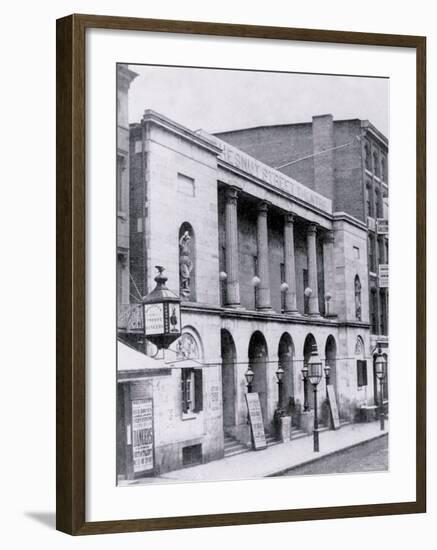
top-left (279, 434), bottom-right (388, 476)
top-left (121, 421), bottom-right (388, 485)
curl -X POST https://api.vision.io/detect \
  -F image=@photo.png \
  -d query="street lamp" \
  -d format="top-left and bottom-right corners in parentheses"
top-left (142, 266), bottom-right (182, 352)
top-left (245, 366), bottom-right (254, 394)
top-left (324, 363), bottom-right (331, 399)
top-left (307, 344), bottom-right (323, 452)
top-left (275, 364), bottom-right (285, 411)
top-left (374, 347), bottom-right (387, 430)
top-left (301, 364), bottom-right (309, 411)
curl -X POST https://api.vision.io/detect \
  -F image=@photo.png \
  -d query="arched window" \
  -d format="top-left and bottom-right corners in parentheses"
top-left (355, 275), bottom-right (362, 321)
top-left (179, 222), bottom-right (196, 302)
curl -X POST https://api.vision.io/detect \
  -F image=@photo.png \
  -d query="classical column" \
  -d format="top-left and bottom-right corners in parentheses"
top-left (307, 223), bottom-right (320, 315)
top-left (256, 201), bottom-right (272, 310)
top-left (283, 213), bottom-right (298, 313)
top-left (323, 230), bottom-right (336, 316)
top-left (225, 187), bottom-right (240, 307)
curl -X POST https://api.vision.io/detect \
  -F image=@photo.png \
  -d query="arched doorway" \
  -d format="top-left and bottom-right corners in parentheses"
top-left (278, 333), bottom-right (294, 411)
top-left (248, 331), bottom-right (269, 430)
top-left (325, 335), bottom-right (337, 395)
top-left (303, 334), bottom-right (317, 411)
top-left (221, 329), bottom-right (236, 435)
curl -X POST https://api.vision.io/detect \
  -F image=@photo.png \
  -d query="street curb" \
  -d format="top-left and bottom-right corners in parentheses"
top-left (266, 432), bottom-right (388, 477)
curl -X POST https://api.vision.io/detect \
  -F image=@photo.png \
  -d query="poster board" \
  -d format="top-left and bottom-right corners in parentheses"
top-left (132, 398), bottom-right (154, 474)
top-left (245, 393), bottom-right (267, 450)
top-left (327, 385), bottom-right (340, 430)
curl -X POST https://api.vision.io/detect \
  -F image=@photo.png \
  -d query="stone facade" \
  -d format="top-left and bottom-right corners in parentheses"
top-left (117, 109), bottom-right (385, 480)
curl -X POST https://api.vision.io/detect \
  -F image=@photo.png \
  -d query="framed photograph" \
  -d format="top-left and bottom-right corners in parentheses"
top-left (56, 14), bottom-right (426, 535)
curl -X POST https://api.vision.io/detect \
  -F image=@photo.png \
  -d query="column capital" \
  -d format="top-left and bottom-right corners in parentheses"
top-left (257, 201), bottom-right (269, 215)
top-left (225, 186), bottom-right (239, 204)
top-left (307, 223), bottom-right (318, 236)
top-left (284, 212), bottom-right (296, 225)
top-left (324, 230), bottom-right (335, 244)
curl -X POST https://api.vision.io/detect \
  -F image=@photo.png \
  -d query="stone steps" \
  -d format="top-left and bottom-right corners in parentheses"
top-left (223, 435), bottom-right (249, 458)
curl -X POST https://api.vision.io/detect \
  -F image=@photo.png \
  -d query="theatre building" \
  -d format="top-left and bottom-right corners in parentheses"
top-left (116, 109), bottom-right (378, 481)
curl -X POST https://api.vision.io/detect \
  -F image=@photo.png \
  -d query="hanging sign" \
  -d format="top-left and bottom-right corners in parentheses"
top-left (377, 218), bottom-right (389, 234)
top-left (245, 393), bottom-right (267, 450)
top-left (327, 385), bottom-right (340, 429)
top-left (132, 398), bottom-right (154, 473)
top-left (378, 264), bottom-right (389, 288)
top-left (144, 303), bottom-right (164, 335)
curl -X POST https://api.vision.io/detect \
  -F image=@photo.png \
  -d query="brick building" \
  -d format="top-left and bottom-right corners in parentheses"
top-left (116, 108), bottom-right (383, 481)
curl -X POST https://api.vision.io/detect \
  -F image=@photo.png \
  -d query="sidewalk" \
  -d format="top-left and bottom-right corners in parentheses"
top-left (129, 421), bottom-right (388, 485)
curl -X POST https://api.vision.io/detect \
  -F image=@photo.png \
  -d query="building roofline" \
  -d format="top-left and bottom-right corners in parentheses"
top-left (139, 109), bottom-right (223, 155)
top-left (215, 116), bottom-right (387, 145)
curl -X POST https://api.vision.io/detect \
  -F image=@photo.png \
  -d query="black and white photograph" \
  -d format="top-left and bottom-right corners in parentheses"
top-left (116, 63), bottom-right (389, 485)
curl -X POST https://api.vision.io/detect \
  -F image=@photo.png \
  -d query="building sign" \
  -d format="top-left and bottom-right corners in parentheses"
top-left (143, 303), bottom-right (164, 335)
top-left (245, 393), bottom-right (267, 450)
top-left (202, 133), bottom-right (332, 214)
top-left (377, 218), bottom-right (389, 234)
top-left (132, 398), bottom-right (154, 473)
top-left (327, 385), bottom-right (340, 429)
top-left (379, 264), bottom-right (389, 288)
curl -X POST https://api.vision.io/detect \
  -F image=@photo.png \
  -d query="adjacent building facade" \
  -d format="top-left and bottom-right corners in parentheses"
top-left (116, 105), bottom-right (388, 481)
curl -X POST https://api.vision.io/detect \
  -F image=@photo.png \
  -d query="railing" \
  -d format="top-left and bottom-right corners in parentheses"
top-left (117, 303), bottom-right (143, 332)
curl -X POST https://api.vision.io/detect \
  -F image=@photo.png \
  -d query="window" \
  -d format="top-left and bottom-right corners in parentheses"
top-left (375, 188), bottom-right (383, 218)
top-left (182, 444), bottom-right (202, 467)
top-left (381, 157), bottom-right (386, 181)
top-left (365, 184), bottom-right (372, 218)
top-left (368, 235), bottom-right (375, 272)
top-left (181, 368), bottom-right (203, 414)
top-left (373, 151), bottom-right (380, 177)
top-left (370, 289), bottom-right (378, 334)
top-left (357, 360), bottom-right (368, 387)
top-left (353, 246), bottom-right (360, 259)
top-left (364, 142), bottom-right (371, 171)
top-left (378, 238), bottom-right (385, 264)
top-left (177, 173), bottom-right (195, 197)
top-left (117, 154), bottom-right (126, 213)
top-left (354, 275), bottom-right (362, 321)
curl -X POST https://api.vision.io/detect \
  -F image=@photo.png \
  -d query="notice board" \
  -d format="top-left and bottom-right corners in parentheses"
top-left (245, 392), bottom-right (267, 450)
top-left (327, 385), bottom-right (340, 429)
top-left (132, 398), bottom-right (154, 473)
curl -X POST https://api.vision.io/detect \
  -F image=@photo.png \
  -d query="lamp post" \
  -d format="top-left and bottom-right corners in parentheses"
top-left (374, 347), bottom-right (387, 431)
top-left (301, 364), bottom-right (309, 411)
top-left (245, 366), bottom-right (254, 394)
top-left (307, 344), bottom-right (323, 452)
